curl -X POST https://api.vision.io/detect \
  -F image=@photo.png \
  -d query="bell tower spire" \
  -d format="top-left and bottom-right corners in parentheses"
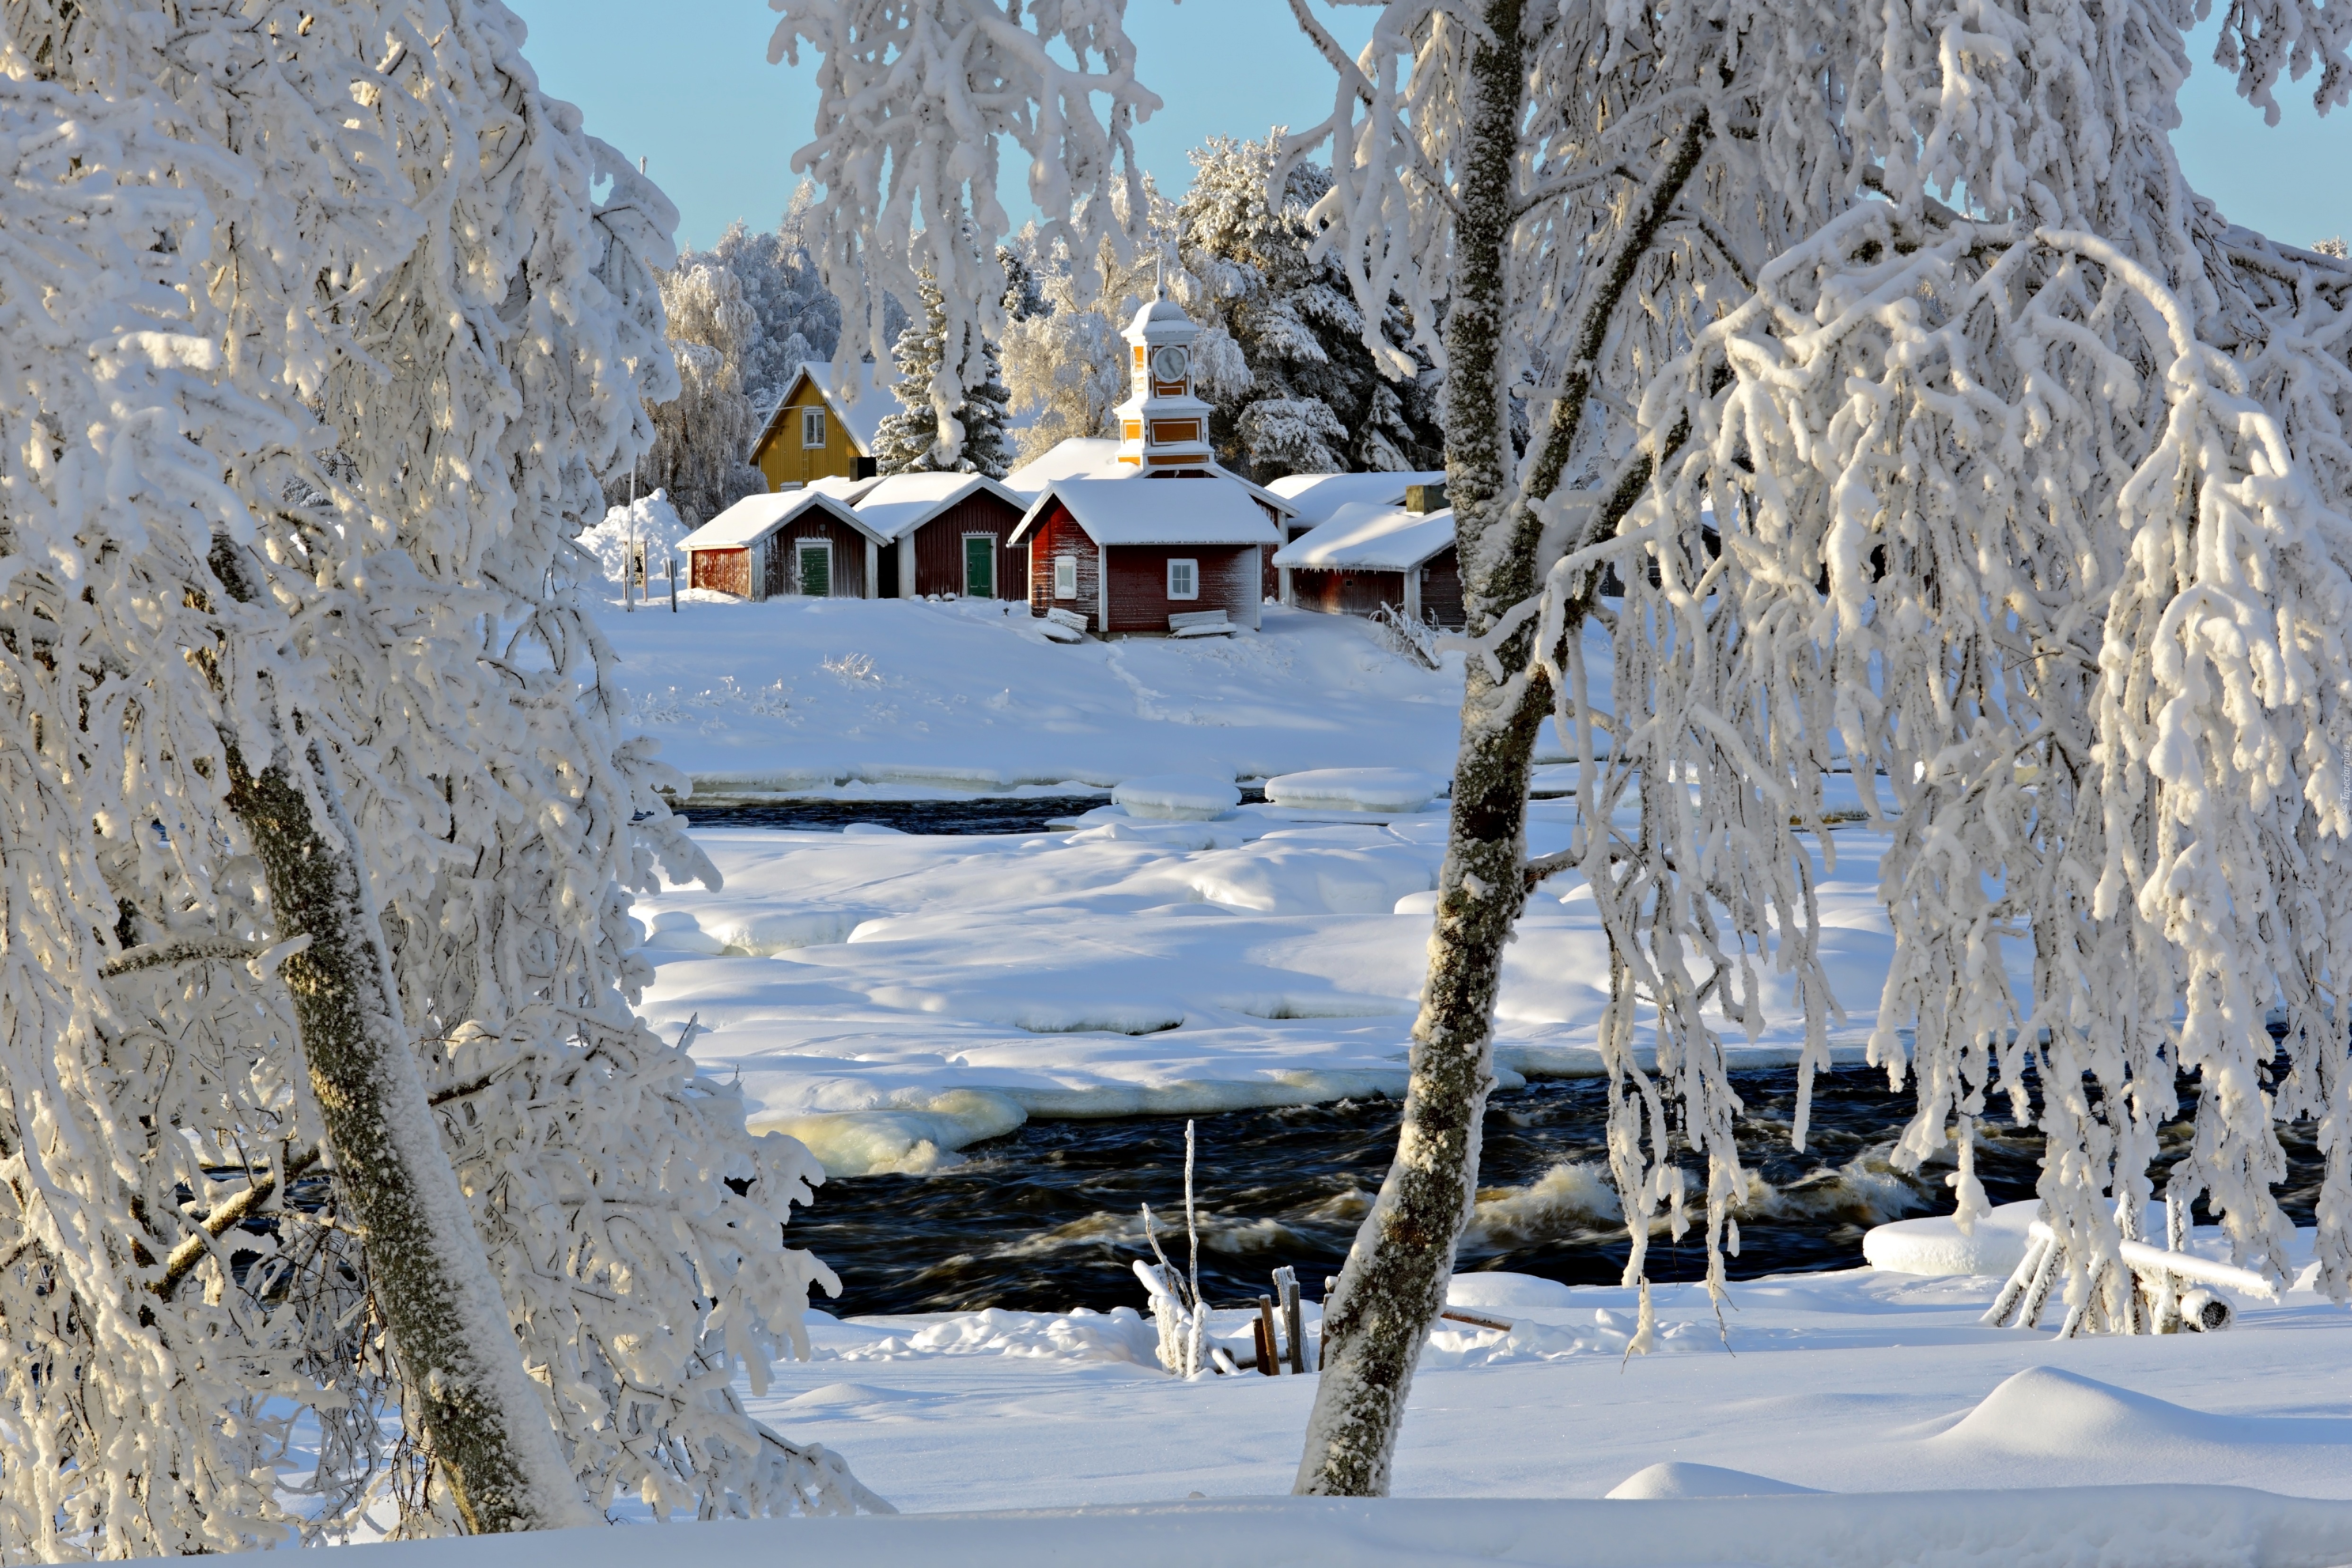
top-left (1115, 287), bottom-right (1213, 474)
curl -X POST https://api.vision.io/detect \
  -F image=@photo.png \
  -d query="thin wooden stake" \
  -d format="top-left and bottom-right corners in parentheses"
top-left (1256, 1296), bottom-right (1281, 1376)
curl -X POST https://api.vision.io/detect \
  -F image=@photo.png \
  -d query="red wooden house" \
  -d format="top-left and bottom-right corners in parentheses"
top-left (1012, 476), bottom-right (1281, 633)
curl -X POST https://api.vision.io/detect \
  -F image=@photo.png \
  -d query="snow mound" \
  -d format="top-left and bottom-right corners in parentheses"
top-left (643, 909), bottom-right (727, 954)
top-left (1447, 1271), bottom-right (1578, 1310)
top-left (1112, 773), bottom-right (1241, 821)
top-left (1863, 1198), bottom-right (2039, 1276)
top-left (579, 489), bottom-right (689, 590)
top-left (837, 1306), bottom-right (1160, 1367)
top-left (1265, 767), bottom-right (1443, 813)
top-left (1606, 1462), bottom-right (1821, 1499)
top-left (1933, 1367), bottom-right (2266, 1465)
top-left (752, 1089), bottom-right (1029, 1177)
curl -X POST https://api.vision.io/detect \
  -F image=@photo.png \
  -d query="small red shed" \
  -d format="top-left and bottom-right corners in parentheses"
top-left (1271, 490), bottom-right (1464, 629)
top-left (850, 473), bottom-right (1031, 600)
top-left (677, 489), bottom-right (887, 600)
top-left (1010, 475), bottom-right (1283, 635)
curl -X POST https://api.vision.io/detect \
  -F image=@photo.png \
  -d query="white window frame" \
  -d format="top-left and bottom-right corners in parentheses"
top-left (1166, 557), bottom-right (1200, 601)
top-left (795, 538), bottom-right (833, 596)
top-left (1053, 554), bottom-right (1078, 599)
top-left (801, 407), bottom-right (827, 448)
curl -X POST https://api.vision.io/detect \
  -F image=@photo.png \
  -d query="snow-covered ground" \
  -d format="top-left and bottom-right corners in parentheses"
top-left (599, 595), bottom-right (1478, 793)
top-left (749, 1245), bottom-right (2352, 1512)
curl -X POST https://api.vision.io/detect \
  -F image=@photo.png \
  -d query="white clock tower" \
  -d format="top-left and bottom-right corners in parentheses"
top-left (1114, 290), bottom-right (1215, 474)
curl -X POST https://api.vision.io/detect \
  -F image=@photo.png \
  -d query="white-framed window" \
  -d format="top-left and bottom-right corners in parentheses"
top-left (1167, 558), bottom-right (1199, 600)
top-left (801, 407), bottom-right (827, 448)
top-left (1053, 554), bottom-right (1078, 599)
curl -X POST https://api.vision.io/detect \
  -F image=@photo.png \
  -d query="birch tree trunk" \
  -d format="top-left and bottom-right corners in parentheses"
top-left (211, 546), bottom-right (588, 1535)
top-left (1293, 15), bottom-right (1718, 1497)
top-left (1295, 0), bottom-right (1535, 1498)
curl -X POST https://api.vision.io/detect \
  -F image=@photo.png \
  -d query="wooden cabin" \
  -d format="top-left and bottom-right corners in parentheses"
top-left (677, 490), bottom-right (887, 600)
top-left (851, 473), bottom-right (1030, 600)
top-left (750, 362), bottom-right (888, 491)
top-left (1012, 476), bottom-right (1281, 634)
top-left (1271, 486), bottom-right (1464, 629)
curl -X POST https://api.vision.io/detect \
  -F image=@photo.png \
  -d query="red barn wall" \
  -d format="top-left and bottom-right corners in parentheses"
top-left (691, 548), bottom-right (752, 598)
top-left (912, 492), bottom-right (1028, 598)
top-left (1292, 566), bottom-right (1409, 618)
top-left (1106, 545), bottom-right (1257, 633)
top-left (768, 514), bottom-right (869, 598)
top-left (1029, 507), bottom-right (1102, 629)
top-left (1420, 546), bottom-right (1465, 628)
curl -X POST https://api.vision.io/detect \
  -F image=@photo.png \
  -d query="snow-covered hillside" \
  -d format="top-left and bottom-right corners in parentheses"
top-left (597, 597), bottom-right (1485, 793)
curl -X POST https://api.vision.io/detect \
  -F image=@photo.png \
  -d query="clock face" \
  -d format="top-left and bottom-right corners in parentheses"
top-left (1150, 344), bottom-right (1189, 384)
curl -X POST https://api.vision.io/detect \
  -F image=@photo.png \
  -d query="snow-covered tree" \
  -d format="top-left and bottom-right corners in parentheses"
top-left (1176, 134), bottom-right (1441, 478)
top-left (623, 262), bottom-right (765, 526)
top-left (701, 183), bottom-right (844, 407)
top-left (0, 0), bottom-right (877, 1548)
top-left (767, 0), bottom-right (1159, 465)
top-left (1001, 205), bottom-right (1185, 463)
top-left (775, 0), bottom-right (2352, 1503)
top-left (874, 273), bottom-right (1012, 477)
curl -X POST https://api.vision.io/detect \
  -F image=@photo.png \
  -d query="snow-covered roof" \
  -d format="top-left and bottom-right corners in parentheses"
top-left (1265, 470), bottom-right (1447, 528)
top-left (677, 488), bottom-right (881, 551)
top-left (1272, 499), bottom-right (1456, 572)
top-left (754, 359), bottom-right (891, 458)
top-left (1003, 438), bottom-right (1125, 497)
top-left (1003, 437), bottom-right (1297, 521)
top-left (852, 473), bottom-right (1026, 541)
top-left (1011, 476), bottom-right (1285, 549)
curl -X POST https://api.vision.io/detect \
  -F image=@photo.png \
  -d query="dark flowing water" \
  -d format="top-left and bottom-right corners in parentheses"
top-left (651, 801), bottom-right (2329, 1318)
top-left (674, 788), bottom-right (1266, 836)
top-left (792, 1066), bottom-right (2332, 1318)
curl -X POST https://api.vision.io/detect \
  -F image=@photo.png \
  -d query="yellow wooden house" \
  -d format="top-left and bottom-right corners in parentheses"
top-left (751, 360), bottom-right (888, 491)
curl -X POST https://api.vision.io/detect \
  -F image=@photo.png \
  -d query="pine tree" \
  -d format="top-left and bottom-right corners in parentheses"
top-left (874, 274), bottom-right (1012, 478)
top-left (1176, 135), bottom-right (1443, 479)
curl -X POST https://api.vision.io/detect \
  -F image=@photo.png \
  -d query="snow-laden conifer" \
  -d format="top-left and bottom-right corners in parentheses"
top-left (0, 0), bottom-right (877, 1545)
top-left (874, 274), bottom-right (1013, 478)
top-left (1177, 135), bottom-right (1440, 478)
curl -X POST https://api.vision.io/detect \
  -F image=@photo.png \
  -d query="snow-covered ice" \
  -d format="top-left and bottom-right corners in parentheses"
top-left (633, 805), bottom-right (1904, 1176)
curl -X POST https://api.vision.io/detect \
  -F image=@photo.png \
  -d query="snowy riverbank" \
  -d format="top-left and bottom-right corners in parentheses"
top-left (597, 595), bottom-right (1486, 794)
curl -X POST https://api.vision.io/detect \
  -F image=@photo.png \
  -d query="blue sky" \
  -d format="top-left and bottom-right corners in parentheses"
top-left (506, 1), bottom-right (2349, 255)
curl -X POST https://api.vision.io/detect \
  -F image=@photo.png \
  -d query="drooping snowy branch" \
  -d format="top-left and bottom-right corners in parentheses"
top-left (767, 0), bottom-right (1164, 458)
top-left (0, 0), bottom-right (875, 1543)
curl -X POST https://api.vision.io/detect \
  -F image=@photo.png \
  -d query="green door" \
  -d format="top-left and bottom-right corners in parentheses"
top-left (963, 535), bottom-right (994, 598)
top-left (798, 541), bottom-right (830, 597)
